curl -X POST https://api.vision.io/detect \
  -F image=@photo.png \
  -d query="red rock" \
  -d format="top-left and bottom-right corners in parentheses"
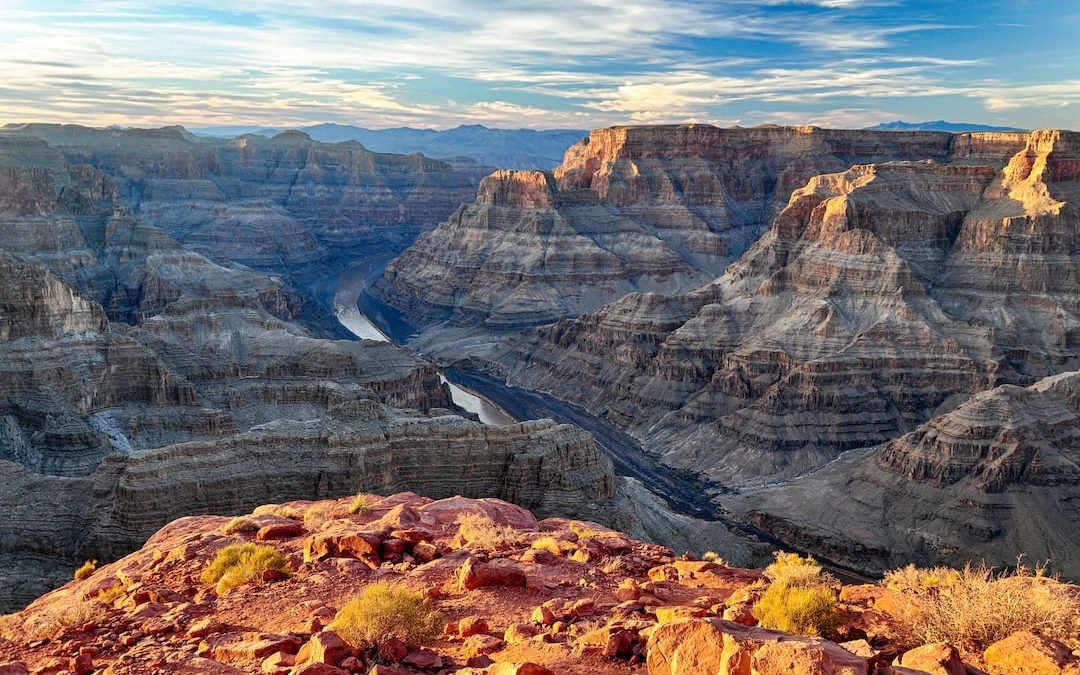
top-left (338, 656), bottom-right (364, 674)
top-left (291, 664), bottom-right (348, 675)
top-left (378, 637), bottom-right (408, 661)
top-left (305, 528), bottom-right (383, 567)
top-left (402, 650), bottom-right (443, 670)
top-left (200, 631), bottom-right (303, 661)
top-left (897, 643), bottom-right (966, 675)
top-left (647, 618), bottom-right (866, 675)
top-left (263, 568), bottom-right (290, 582)
top-left (258, 522), bottom-right (305, 540)
top-left (504, 623), bottom-right (539, 644)
top-left (262, 651), bottom-right (297, 673)
top-left (458, 616), bottom-right (490, 637)
top-left (486, 664), bottom-right (557, 675)
top-left (721, 602), bottom-right (757, 626)
top-left (0, 664), bottom-right (28, 675)
top-left (389, 529), bottom-right (432, 545)
top-left (368, 667), bottom-right (413, 675)
top-left (983, 631), bottom-right (1077, 675)
top-left (467, 655), bottom-right (494, 668)
top-left (603, 630), bottom-right (637, 658)
top-left (457, 557), bottom-right (527, 591)
top-left (419, 497), bottom-right (538, 530)
top-left (297, 630), bottom-right (351, 665)
top-left (463, 633), bottom-right (505, 656)
top-left (412, 541), bottom-right (439, 562)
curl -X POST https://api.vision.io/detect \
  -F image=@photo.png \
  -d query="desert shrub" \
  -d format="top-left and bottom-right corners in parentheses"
top-left (223, 517), bottom-right (258, 535)
top-left (349, 494), bottom-right (375, 515)
top-left (455, 512), bottom-right (518, 549)
top-left (73, 560), bottom-right (97, 581)
top-left (530, 536), bottom-right (564, 557)
top-left (702, 551), bottom-right (728, 566)
top-left (568, 521), bottom-right (608, 539)
top-left (329, 581), bottom-right (444, 648)
top-left (97, 582), bottom-right (127, 604)
top-left (764, 551), bottom-right (836, 587)
top-left (201, 543), bottom-right (289, 594)
top-left (19, 599), bottom-right (99, 641)
top-left (259, 505), bottom-right (302, 520)
top-left (882, 561), bottom-right (1080, 649)
top-left (753, 582), bottom-right (841, 637)
top-left (304, 502), bottom-right (337, 531)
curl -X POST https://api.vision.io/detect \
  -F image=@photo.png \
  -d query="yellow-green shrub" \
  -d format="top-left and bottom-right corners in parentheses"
top-left (201, 543), bottom-right (288, 594)
top-left (329, 581), bottom-right (444, 648)
top-left (753, 582), bottom-right (841, 637)
top-left (455, 512), bottom-right (518, 549)
top-left (349, 494), bottom-right (374, 516)
top-left (73, 560), bottom-right (96, 581)
top-left (223, 517), bottom-right (258, 535)
top-left (764, 551), bottom-right (835, 587)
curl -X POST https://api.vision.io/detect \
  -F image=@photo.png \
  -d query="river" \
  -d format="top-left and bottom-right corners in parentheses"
top-left (333, 260), bottom-right (515, 426)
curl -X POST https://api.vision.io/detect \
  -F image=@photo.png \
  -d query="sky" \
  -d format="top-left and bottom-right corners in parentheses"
top-left (2, 0), bottom-right (1079, 131)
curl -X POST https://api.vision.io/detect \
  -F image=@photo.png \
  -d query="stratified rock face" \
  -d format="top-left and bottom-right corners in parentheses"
top-left (379, 125), bottom-right (970, 328)
top-left (7, 124), bottom-right (489, 273)
top-left (506, 130), bottom-right (1078, 488)
top-left (737, 372), bottom-right (1080, 578)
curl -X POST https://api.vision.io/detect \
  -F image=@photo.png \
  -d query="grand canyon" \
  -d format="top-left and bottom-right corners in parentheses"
top-left (0, 1), bottom-right (1077, 673)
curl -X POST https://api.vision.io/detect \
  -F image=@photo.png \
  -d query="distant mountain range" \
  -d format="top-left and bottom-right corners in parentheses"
top-left (189, 123), bottom-right (587, 170)
top-left (866, 120), bottom-right (1026, 132)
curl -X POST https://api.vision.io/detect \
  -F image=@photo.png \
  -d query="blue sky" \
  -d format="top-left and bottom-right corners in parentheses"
top-left (2, 0), bottom-right (1078, 130)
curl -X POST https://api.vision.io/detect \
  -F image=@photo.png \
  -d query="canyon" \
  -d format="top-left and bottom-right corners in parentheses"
top-left (380, 125), bottom-right (1080, 578)
top-left (1, 119), bottom-right (1077, 619)
top-left (0, 124), bottom-right (756, 612)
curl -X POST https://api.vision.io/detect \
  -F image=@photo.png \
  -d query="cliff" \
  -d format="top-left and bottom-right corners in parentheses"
top-left (378, 125), bottom-right (996, 330)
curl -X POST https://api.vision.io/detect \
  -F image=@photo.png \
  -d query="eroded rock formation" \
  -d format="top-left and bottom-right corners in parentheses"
top-left (378, 125), bottom-right (984, 329)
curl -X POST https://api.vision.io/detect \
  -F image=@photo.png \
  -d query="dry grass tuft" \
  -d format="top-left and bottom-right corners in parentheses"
top-left (304, 503), bottom-right (338, 531)
top-left (73, 560), bottom-right (97, 581)
top-left (349, 493), bottom-right (375, 516)
top-left (530, 536), bottom-right (565, 557)
top-left (702, 551), bottom-right (728, 566)
top-left (754, 583), bottom-right (841, 637)
top-left (223, 517), bottom-right (258, 535)
top-left (201, 543), bottom-right (289, 595)
top-left (883, 561), bottom-right (1080, 650)
top-left (455, 512), bottom-right (519, 549)
top-left (329, 581), bottom-right (444, 649)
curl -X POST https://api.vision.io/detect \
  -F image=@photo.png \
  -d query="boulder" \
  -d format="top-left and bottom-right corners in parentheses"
top-left (458, 557), bottom-right (527, 591)
top-left (297, 630), bottom-right (351, 665)
top-left (983, 631), bottom-right (1077, 675)
top-left (646, 618), bottom-right (866, 675)
top-left (896, 643), bottom-right (966, 675)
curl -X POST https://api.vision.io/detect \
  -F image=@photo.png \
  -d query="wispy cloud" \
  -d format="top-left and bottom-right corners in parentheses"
top-left (0, 0), bottom-right (1075, 129)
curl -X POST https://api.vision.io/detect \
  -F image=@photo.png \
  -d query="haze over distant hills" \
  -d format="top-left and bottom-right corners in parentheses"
top-left (190, 123), bottom-right (587, 169)
top-left (866, 120), bottom-right (1026, 132)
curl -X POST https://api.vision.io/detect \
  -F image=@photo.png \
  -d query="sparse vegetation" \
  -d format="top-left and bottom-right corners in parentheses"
top-left (883, 561), bottom-right (1080, 649)
top-left (200, 543), bottom-right (289, 594)
top-left (97, 582), bottom-right (127, 604)
top-left (259, 505), bottom-right (302, 520)
top-left (349, 493), bottom-right (375, 515)
top-left (455, 512), bottom-right (519, 549)
top-left (73, 560), bottom-right (97, 581)
top-left (753, 551), bottom-right (841, 637)
top-left (8, 599), bottom-right (101, 642)
top-left (763, 551), bottom-right (836, 587)
top-left (530, 536), bottom-right (565, 557)
top-left (304, 502), bottom-right (337, 531)
top-left (753, 582), bottom-right (841, 637)
top-left (223, 516), bottom-right (258, 535)
top-left (329, 581), bottom-right (444, 649)
top-left (702, 551), bottom-right (728, 566)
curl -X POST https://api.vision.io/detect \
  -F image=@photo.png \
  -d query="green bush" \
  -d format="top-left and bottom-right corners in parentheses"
top-left (349, 494), bottom-right (375, 515)
top-left (329, 581), bottom-right (444, 648)
top-left (753, 582), bottom-right (841, 637)
top-left (764, 551), bottom-right (835, 587)
top-left (201, 543), bottom-right (288, 594)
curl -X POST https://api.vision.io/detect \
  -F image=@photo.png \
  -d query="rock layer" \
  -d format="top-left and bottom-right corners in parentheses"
top-left (379, 125), bottom-right (988, 329)
top-left (505, 130), bottom-right (1076, 484)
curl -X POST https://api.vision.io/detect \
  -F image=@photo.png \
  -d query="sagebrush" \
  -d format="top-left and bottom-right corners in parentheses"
top-left (883, 561), bottom-right (1080, 649)
top-left (753, 582), bottom-right (841, 637)
top-left (201, 543), bottom-right (289, 594)
top-left (329, 581), bottom-right (444, 648)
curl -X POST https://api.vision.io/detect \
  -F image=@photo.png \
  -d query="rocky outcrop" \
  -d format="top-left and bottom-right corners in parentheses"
top-left (379, 125), bottom-right (992, 330)
top-left (505, 130), bottom-right (1075, 485)
top-left (2, 492), bottom-right (1074, 675)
